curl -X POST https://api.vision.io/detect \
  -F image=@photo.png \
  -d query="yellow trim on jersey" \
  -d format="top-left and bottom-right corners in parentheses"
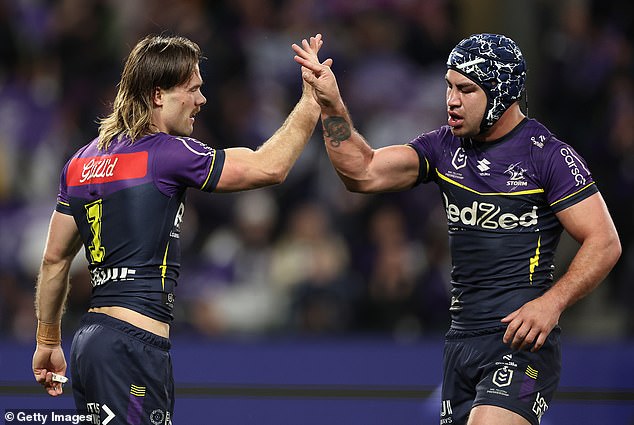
top-left (160, 242), bottom-right (170, 291)
top-left (549, 182), bottom-right (596, 207)
top-left (200, 151), bottom-right (217, 190)
top-left (529, 236), bottom-right (541, 285)
top-left (436, 169), bottom-right (545, 196)
top-left (58, 201), bottom-right (70, 207)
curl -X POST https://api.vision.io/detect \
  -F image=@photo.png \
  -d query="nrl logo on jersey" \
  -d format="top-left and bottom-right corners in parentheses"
top-left (452, 147), bottom-right (467, 170)
top-left (504, 162), bottom-right (528, 187)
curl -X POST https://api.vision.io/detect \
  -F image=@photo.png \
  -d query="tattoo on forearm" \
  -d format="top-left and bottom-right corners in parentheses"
top-left (323, 117), bottom-right (351, 148)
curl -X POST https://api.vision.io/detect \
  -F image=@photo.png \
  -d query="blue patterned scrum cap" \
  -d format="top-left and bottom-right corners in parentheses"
top-left (447, 33), bottom-right (527, 132)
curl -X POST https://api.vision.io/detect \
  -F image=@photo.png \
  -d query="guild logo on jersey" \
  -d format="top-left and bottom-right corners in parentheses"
top-left (452, 147), bottom-right (467, 170)
top-left (81, 157), bottom-right (118, 183)
top-left (67, 152), bottom-right (148, 186)
top-left (443, 193), bottom-right (538, 230)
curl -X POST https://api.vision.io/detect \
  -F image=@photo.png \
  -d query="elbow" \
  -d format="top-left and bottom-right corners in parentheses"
top-left (263, 166), bottom-right (289, 186)
top-left (609, 234), bottom-right (622, 266)
top-left (340, 175), bottom-right (376, 194)
top-left (42, 250), bottom-right (74, 269)
top-left (337, 170), bottom-right (371, 193)
top-left (598, 230), bottom-right (622, 272)
top-left (344, 181), bottom-right (367, 193)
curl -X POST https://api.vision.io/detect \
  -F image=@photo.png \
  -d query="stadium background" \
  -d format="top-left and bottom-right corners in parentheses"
top-left (0, 0), bottom-right (632, 423)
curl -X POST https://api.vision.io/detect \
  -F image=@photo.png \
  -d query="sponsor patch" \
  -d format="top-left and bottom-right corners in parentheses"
top-left (67, 152), bottom-right (148, 186)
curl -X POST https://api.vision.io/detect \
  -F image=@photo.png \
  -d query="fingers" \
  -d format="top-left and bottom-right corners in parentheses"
top-left (506, 321), bottom-right (530, 350)
top-left (292, 43), bottom-right (315, 62)
top-left (301, 69), bottom-right (316, 85)
top-left (45, 371), bottom-right (64, 396)
top-left (503, 314), bottom-right (548, 352)
top-left (531, 332), bottom-right (548, 352)
top-left (35, 369), bottom-right (47, 385)
top-left (34, 369), bottom-right (64, 396)
top-left (500, 309), bottom-right (517, 324)
top-left (501, 310), bottom-right (518, 344)
top-left (294, 55), bottom-right (322, 73)
top-left (310, 34), bottom-right (323, 53)
top-left (511, 328), bottom-right (539, 350)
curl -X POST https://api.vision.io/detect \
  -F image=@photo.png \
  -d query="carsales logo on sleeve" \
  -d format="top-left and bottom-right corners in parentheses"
top-left (67, 152), bottom-right (148, 186)
top-left (559, 147), bottom-right (587, 187)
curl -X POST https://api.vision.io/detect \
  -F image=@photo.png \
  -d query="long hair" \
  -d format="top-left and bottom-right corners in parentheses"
top-left (97, 35), bottom-right (202, 150)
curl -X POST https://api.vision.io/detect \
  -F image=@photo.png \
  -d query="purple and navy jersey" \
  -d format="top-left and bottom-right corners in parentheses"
top-left (408, 118), bottom-right (598, 330)
top-left (56, 133), bottom-right (225, 323)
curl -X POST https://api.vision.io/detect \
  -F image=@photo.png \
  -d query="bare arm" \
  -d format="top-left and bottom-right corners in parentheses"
top-left (215, 91), bottom-right (320, 192)
top-left (320, 103), bottom-right (420, 193)
top-left (293, 36), bottom-right (420, 193)
top-left (502, 192), bottom-right (621, 351)
top-left (214, 35), bottom-right (325, 192)
top-left (33, 211), bottom-right (82, 396)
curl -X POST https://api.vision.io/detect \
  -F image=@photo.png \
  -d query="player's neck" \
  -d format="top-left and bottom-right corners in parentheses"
top-left (475, 105), bottom-right (525, 143)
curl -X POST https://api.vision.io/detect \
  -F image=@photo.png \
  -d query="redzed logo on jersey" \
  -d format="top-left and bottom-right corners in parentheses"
top-left (67, 152), bottom-right (148, 186)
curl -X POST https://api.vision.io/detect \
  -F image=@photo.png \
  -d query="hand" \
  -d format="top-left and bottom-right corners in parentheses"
top-left (292, 34), bottom-right (338, 109)
top-left (501, 296), bottom-right (562, 352)
top-left (33, 344), bottom-right (67, 396)
top-left (298, 34), bottom-right (324, 101)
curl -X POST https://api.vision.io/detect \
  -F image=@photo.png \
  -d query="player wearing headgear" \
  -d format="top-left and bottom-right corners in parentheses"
top-left (294, 33), bottom-right (621, 424)
top-left (447, 33), bottom-right (527, 134)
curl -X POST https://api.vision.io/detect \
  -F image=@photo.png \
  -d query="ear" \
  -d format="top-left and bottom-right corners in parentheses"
top-left (152, 87), bottom-right (163, 107)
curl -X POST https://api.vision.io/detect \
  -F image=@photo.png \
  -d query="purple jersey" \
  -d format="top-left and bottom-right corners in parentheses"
top-left (56, 133), bottom-right (225, 323)
top-left (409, 118), bottom-right (597, 330)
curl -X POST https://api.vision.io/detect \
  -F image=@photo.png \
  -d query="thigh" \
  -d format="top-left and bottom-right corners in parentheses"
top-left (441, 334), bottom-right (482, 425)
top-left (441, 327), bottom-right (561, 425)
top-left (473, 328), bottom-right (561, 425)
top-left (70, 319), bottom-right (174, 425)
top-left (468, 405), bottom-right (531, 425)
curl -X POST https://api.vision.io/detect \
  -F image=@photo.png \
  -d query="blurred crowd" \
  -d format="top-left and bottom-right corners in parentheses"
top-left (0, 0), bottom-right (631, 342)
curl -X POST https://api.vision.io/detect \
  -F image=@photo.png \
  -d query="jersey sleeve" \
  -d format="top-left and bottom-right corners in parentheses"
top-left (537, 139), bottom-right (598, 213)
top-left (55, 159), bottom-right (73, 215)
top-left (154, 136), bottom-right (226, 195)
top-left (407, 128), bottom-right (443, 185)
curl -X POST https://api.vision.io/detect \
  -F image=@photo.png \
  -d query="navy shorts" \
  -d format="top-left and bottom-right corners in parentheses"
top-left (440, 326), bottom-right (561, 425)
top-left (70, 312), bottom-right (174, 425)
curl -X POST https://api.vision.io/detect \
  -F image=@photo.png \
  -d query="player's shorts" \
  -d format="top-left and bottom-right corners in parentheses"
top-left (70, 312), bottom-right (174, 425)
top-left (440, 325), bottom-right (561, 425)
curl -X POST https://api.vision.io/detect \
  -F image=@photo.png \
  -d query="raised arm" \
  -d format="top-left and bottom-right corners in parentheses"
top-left (33, 211), bottom-right (82, 395)
top-left (215, 92), bottom-right (319, 192)
top-left (502, 192), bottom-right (621, 351)
top-left (293, 35), bottom-right (420, 193)
top-left (214, 35), bottom-right (325, 192)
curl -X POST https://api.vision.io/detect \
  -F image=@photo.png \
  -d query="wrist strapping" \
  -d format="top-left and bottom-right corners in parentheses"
top-left (36, 320), bottom-right (61, 345)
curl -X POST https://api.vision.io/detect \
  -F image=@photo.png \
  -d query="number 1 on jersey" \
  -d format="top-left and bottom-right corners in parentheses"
top-left (85, 199), bottom-right (105, 263)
